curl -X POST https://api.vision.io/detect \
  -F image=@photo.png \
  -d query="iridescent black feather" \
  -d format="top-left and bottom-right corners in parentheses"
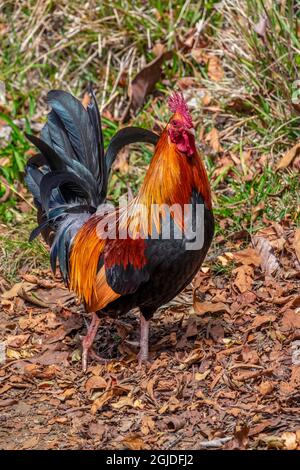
top-left (25, 87), bottom-right (158, 282)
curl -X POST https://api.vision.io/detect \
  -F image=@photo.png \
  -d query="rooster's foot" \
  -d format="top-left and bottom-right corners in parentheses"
top-left (81, 312), bottom-right (105, 372)
top-left (82, 344), bottom-right (107, 372)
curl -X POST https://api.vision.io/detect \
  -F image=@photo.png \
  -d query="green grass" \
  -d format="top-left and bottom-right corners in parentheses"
top-left (0, 213), bottom-right (49, 283)
top-left (0, 0), bottom-right (299, 280)
top-left (218, 0), bottom-right (300, 149)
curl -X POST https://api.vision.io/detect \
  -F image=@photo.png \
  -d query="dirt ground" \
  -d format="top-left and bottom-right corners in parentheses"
top-left (0, 221), bottom-right (300, 450)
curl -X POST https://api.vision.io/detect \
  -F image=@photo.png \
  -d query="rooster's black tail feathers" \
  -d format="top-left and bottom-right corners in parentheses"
top-left (25, 87), bottom-right (158, 281)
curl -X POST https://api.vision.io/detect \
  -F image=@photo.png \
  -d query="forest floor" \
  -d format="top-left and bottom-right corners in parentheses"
top-left (1, 0), bottom-right (300, 451)
top-left (0, 220), bottom-right (300, 450)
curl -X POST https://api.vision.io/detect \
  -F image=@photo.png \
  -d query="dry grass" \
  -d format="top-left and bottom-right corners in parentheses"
top-left (0, 0), bottom-right (299, 281)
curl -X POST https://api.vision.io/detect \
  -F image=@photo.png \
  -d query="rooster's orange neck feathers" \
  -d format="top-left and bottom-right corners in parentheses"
top-left (137, 128), bottom-right (212, 210)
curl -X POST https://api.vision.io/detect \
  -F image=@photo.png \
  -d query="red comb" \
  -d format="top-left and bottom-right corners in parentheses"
top-left (167, 92), bottom-right (193, 128)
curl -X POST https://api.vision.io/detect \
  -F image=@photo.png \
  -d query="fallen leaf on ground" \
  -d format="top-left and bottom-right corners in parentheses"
top-left (56, 388), bottom-right (76, 402)
top-left (195, 370), bottom-right (210, 381)
top-left (232, 247), bottom-right (261, 266)
top-left (91, 390), bottom-right (114, 414)
top-left (258, 381), bottom-right (274, 396)
top-left (281, 309), bottom-right (300, 330)
top-left (233, 265), bottom-right (254, 293)
top-left (6, 334), bottom-right (30, 348)
top-left (34, 350), bottom-right (69, 366)
top-left (294, 228), bottom-right (300, 263)
top-left (282, 432), bottom-right (297, 450)
top-left (280, 366), bottom-right (300, 395)
top-left (193, 300), bottom-right (229, 315)
top-left (234, 424), bottom-right (249, 449)
top-left (205, 127), bottom-right (222, 153)
top-left (1, 282), bottom-right (35, 300)
top-left (251, 314), bottom-right (276, 330)
top-left (258, 434), bottom-right (284, 449)
top-left (45, 316), bottom-right (82, 344)
top-left (113, 146), bottom-right (130, 174)
top-left (23, 364), bottom-right (59, 379)
top-left (276, 142), bottom-right (300, 170)
top-left (122, 436), bottom-right (145, 450)
top-left (85, 376), bottom-right (107, 394)
top-left (208, 56), bottom-right (224, 82)
top-left (122, 50), bottom-right (172, 122)
top-left (88, 422), bottom-right (106, 438)
top-left (0, 398), bottom-right (18, 407)
top-left (20, 435), bottom-right (39, 450)
top-left (180, 348), bottom-right (203, 368)
top-left (253, 236), bottom-right (280, 276)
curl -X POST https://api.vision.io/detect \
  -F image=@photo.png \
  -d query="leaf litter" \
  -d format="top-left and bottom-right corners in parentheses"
top-left (0, 221), bottom-right (299, 450)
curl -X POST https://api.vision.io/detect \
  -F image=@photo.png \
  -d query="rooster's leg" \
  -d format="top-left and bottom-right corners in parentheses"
top-left (137, 314), bottom-right (149, 365)
top-left (82, 312), bottom-right (105, 371)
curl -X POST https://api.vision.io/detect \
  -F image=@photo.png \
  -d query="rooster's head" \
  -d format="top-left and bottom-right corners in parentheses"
top-left (167, 92), bottom-right (195, 157)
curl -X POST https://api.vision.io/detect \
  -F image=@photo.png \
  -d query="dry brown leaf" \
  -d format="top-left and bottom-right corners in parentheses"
top-left (248, 419), bottom-right (280, 437)
top-left (6, 334), bottom-right (30, 348)
top-left (276, 142), bottom-right (300, 170)
top-left (20, 435), bottom-right (39, 450)
top-left (158, 396), bottom-right (181, 414)
top-left (56, 388), bottom-right (75, 402)
top-left (34, 350), bottom-right (69, 366)
top-left (281, 309), bottom-right (300, 330)
top-left (0, 398), bottom-right (18, 407)
top-left (6, 348), bottom-right (21, 359)
top-left (251, 314), bottom-right (276, 330)
top-left (191, 48), bottom-right (209, 64)
top-left (234, 424), bottom-right (249, 449)
top-left (91, 385), bottom-right (130, 414)
top-left (258, 434), bottom-right (284, 449)
top-left (205, 127), bottom-right (222, 153)
top-left (179, 348), bottom-right (203, 368)
top-left (1, 281), bottom-right (35, 300)
top-left (146, 376), bottom-right (156, 402)
top-left (232, 247), bottom-right (261, 266)
top-left (122, 435), bottom-right (145, 450)
top-left (23, 364), bottom-right (59, 379)
top-left (122, 50), bottom-right (172, 122)
top-left (45, 316), bottom-right (82, 344)
top-left (0, 384), bottom-right (11, 395)
top-left (152, 43), bottom-right (165, 57)
top-left (195, 369), bottom-right (210, 381)
top-left (233, 265), bottom-right (254, 293)
top-left (91, 389), bottom-right (114, 414)
top-left (141, 416), bottom-right (155, 435)
top-left (88, 422), bottom-right (106, 438)
top-left (111, 396), bottom-right (135, 410)
top-left (208, 56), bottom-right (224, 82)
top-left (294, 228), bottom-right (300, 263)
top-left (252, 236), bottom-right (280, 276)
top-left (194, 300), bottom-right (229, 315)
top-left (112, 146), bottom-right (129, 174)
top-left (251, 201), bottom-right (265, 223)
top-left (185, 318), bottom-right (198, 337)
top-left (280, 366), bottom-right (300, 395)
top-left (85, 375), bottom-right (107, 394)
top-left (258, 381), bottom-right (274, 396)
top-left (282, 432), bottom-right (298, 450)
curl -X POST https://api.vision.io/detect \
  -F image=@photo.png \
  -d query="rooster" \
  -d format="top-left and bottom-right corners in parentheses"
top-left (25, 87), bottom-right (214, 370)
